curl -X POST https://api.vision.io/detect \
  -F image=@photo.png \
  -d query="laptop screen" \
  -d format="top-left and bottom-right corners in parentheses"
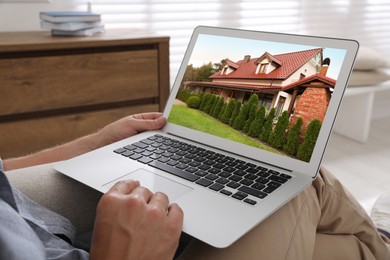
top-left (167, 32), bottom-right (348, 164)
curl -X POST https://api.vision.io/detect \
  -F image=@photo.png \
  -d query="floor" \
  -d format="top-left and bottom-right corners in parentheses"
top-left (322, 115), bottom-right (390, 215)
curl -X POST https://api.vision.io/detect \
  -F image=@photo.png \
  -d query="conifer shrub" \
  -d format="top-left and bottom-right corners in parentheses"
top-left (243, 104), bottom-right (257, 133)
top-left (209, 95), bottom-right (219, 115)
top-left (204, 94), bottom-right (216, 114)
top-left (248, 105), bottom-right (266, 137)
top-left (297, 119), bottom-right (322, 162)
top-left (233, 102), bottom-right (250, 130)
top-left (221, 99), bottom-right (236, 124)
top-left (199, 93), bottom-right (210, 111)
top-left (229, 101), bottom-right (242, 126)
top-left (260, 108), bottom-right (276, 142)
top-left (219, 102), bottom-right (227, 120)
top-left (284, 117), bottom-right (303, 156)
top-left (269, 111), bottom-right (290, 149)
top-left (212, 97), bottom-right (224, 118)
top-left (198, 92), bottom-right (204, 108)
top-left (243, 94), bottom-right (259, 133)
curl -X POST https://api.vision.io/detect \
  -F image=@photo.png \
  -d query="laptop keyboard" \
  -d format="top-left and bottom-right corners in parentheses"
top-left (113, 134), bottom-right (292, 206)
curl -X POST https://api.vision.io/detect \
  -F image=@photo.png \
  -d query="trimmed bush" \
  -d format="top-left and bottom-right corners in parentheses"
top-left (284, 117), bottom-right (303, 156)
top-left (260, 108), bottom-right (276, 142)
top-left (248, 105), bottom-right (266, 137)
top-left (297, 119), bottom-right (322, 162)
top-left (269, 111), bottom-right (290, 149)
top-left (186, 95), bottom-right (201, 109)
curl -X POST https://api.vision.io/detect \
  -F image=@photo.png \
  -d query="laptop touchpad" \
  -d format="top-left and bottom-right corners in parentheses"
top-left (102, 168), bottom-right (193, 202)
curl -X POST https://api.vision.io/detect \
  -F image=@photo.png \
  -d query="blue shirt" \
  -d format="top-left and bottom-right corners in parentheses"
top-left (0, 160), bottom-right (89, 259)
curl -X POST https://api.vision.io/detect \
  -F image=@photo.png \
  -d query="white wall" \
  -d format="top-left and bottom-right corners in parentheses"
top-left (0, 1), bottom-right (83, 32)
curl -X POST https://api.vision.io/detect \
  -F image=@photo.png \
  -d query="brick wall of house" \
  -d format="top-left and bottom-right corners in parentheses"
top-left (290, 85), bottom-right (330, 132)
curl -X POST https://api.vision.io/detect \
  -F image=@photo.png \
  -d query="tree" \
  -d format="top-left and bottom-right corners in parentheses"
top-left (269, 111), bottom-right (290, 149)
top-left (297, 119), bottom-right (322, 162)
top-left (229, 101), bottom-right (242, 126)
top-left (221, 99), bottom-right (236, 124)
top-left (248, 105), bottom-right (266, 137)
top-left (194, 62), bottom-right (215, 82)
top-left (183, 64), bottom-right (197, 82)
top-left (284, 117), bottom-right (303, 156)
top-left (213, 58), bottom-right (228, 72)
top-left (260, 108), bottom-right (276, 142)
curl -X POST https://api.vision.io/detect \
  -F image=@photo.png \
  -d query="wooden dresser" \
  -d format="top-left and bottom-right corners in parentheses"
top-left (0, 29), bottom-right (170, 158)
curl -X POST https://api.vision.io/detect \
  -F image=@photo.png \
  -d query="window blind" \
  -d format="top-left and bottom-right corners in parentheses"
top-left (72, 0), bottom-right (390, 86)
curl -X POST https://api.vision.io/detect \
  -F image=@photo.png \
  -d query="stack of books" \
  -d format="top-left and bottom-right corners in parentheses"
top-left (40, 11), bottom-right (105, 36)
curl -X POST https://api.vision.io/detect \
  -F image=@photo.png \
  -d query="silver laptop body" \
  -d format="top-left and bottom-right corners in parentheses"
top-left (55, 26), bottom-right (358, 248)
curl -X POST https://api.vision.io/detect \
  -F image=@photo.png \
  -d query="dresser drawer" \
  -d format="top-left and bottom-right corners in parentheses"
top-left (0, 104), bottom-right (159, 158)
top-left (0, 49), bottom-right (158, 117)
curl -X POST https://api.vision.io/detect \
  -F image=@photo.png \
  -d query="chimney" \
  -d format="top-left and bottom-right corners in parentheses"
top-left (320, 57), bottom-right (331, 76)
top-left (243, 55), bottom-right (251, 63)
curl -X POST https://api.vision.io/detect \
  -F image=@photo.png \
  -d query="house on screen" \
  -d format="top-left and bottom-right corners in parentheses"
top-left (184, 48), bottom-right (336, 129)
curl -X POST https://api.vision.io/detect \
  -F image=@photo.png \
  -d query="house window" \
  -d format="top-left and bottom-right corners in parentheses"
top-left (259, 63), bottom-right (268, 74)
top-left (258, 93), bottom-right (274, 110)
top-left (275, 96), bottom-right (286, 118)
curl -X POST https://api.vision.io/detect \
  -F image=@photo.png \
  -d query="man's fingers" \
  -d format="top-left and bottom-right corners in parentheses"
top-left (128, 113), bottom-right (166, 133)
top-left (132, 112), bottom-right (163, 120)
top-left (148, 192), bottom-right (170, 212)
top-left (167, 203), bottom-right (184, 220)
top-left (109, 180), bottom-right (140, 194)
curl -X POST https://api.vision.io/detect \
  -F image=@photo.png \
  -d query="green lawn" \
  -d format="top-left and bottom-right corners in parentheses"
top-left (168, 104), bottom-right (283, 154)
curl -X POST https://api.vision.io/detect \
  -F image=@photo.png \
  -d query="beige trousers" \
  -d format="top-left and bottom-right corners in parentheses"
top-left (6, 164), bottom-right (390, 260)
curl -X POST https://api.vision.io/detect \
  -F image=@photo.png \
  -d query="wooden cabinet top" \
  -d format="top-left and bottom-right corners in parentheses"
top-left (0, 29), bottom-right (170, 53)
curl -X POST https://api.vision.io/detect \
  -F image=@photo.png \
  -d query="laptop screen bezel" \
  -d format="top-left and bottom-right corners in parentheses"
top-left (162, 26), bottom-right (359, 178)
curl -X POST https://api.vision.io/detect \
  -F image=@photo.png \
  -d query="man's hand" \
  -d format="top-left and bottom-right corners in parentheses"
top-left (94, 112), bottom-right (166, 149)
top-left (89, 180), bottom-right (184, 260)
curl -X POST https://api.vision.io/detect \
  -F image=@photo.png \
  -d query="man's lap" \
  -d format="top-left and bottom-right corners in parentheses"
top-left (5, 163), bottom-right (101, 234)
top-left (5, 164), bottom-right (390, 259)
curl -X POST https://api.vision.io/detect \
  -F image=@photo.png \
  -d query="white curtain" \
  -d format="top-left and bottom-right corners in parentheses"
top-left (74, 0), bottom-right (390, 85)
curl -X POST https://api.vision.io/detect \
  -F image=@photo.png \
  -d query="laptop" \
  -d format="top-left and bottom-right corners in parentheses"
top-left (54, 26), bottom-right (358, 248)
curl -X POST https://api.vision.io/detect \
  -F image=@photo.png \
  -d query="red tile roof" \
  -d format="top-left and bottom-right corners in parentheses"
top-left (210, 48), bottom-right (323, 80)
top-left (185, 81), bottom-right (282, 91)
top-left (282, 73), bottom-right (336, 91)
